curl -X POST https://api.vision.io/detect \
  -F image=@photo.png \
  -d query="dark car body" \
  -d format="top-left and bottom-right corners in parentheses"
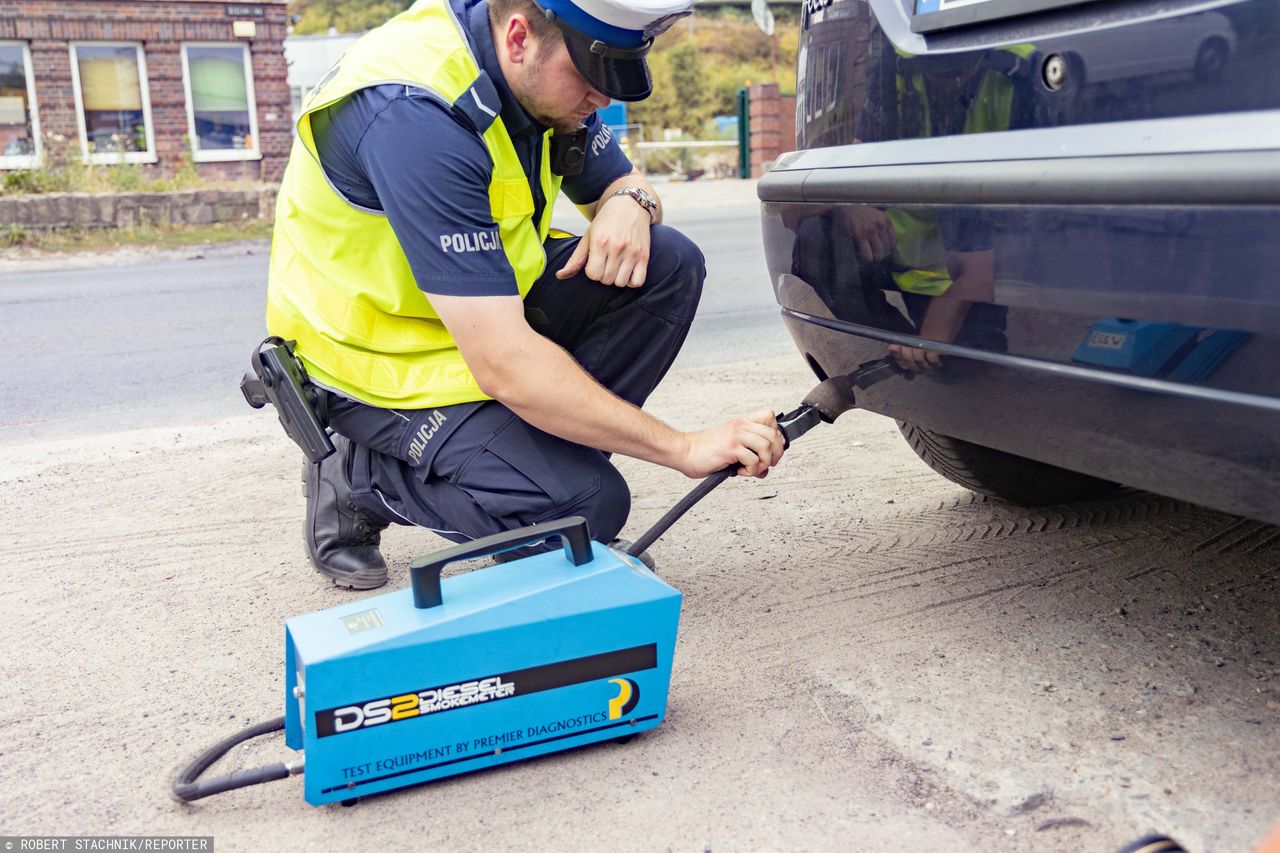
top-left (758, 0), bottom-right (1280, 524)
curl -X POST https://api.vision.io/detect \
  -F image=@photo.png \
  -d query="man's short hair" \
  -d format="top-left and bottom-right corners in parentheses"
top-left (488, 0), bottom-right (560, 43)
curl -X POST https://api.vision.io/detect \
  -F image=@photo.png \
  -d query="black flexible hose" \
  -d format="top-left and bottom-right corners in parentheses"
top-left (171, 716), bottom-right (293, 802)
top-left (623, 403), bottom-right (823, 560)
top-left (626, 466), bottom-right (735, 559)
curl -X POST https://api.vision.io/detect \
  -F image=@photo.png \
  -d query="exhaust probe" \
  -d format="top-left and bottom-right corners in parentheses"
top-left (624, 357), bottom-right (901, 559)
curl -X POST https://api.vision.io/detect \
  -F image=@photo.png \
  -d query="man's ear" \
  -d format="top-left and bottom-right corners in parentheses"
top-left (504, 14), bottom-right (533, 64)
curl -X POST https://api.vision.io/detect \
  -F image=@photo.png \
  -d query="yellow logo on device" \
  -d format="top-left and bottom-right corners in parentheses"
top-left (607, 678), bottom-right (639, 720)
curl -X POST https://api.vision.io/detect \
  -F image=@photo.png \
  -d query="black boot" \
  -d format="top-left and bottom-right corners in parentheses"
top-left (304, 434), bottom-right (390, 589)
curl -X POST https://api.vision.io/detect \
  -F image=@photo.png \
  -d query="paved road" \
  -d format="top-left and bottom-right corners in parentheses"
top-left (0, 250), bottom-right (271, 444)
top-left (0, 183), bottom-right (791, 445)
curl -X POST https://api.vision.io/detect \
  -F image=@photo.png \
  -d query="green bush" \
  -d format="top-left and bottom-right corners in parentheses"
top-left (4, 170), bottom-right (43, 194)
top-left (108, 164), bottom-right (144, 192)
top-left (173, 140), bottom-right (200, 188)
top-left (4, 169), bottom-right (71, 194)
top-left (2, 223), bottom-right (32, 246)
top-left (2, 131), bottom-right (235, 196)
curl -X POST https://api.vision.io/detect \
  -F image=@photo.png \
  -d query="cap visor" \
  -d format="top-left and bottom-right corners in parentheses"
top-left (560, 29), bottom-right (653, 102)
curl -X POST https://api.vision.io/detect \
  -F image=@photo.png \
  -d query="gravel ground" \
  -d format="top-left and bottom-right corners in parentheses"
top-left (2, 350), bottom-right (1277, 851)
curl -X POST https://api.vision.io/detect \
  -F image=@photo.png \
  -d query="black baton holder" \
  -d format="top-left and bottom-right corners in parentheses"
top-left (240, 337), bottom-right (335, 463)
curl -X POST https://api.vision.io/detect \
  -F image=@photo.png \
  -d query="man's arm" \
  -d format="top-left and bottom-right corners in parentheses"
top-left (556, 167), bottom-right (662, 288)
top-left (561, 116), bottom-right (660, 224)
top-left (581, 169), bottom-right (663, 224)
top-left (888, 250), bottom-right (996, 373)
top-left (429, 292), bottom-right (785, 479)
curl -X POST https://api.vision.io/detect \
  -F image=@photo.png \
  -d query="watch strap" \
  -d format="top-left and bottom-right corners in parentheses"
top-left (611, 186), bottom-right (657, 221)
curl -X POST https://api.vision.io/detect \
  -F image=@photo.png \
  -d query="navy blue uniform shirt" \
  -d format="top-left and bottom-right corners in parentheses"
top-left (309, 0), bottom-right (633, 297)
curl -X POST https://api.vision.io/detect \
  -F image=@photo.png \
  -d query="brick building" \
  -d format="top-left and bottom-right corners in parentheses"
top-left (0, 0), bottom-right (291, 182)
top-left (748, 82), bottom-right (796, 178)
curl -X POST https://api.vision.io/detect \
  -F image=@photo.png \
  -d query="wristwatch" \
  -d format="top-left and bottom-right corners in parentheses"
top-left (611, 186), bottom-right (658, 222)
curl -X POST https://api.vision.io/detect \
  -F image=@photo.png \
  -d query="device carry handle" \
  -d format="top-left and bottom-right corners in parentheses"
top-left (410, 516), bottom-right (593, 609)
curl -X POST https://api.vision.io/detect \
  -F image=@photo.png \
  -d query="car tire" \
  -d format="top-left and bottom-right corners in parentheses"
top-left (897, 421), bottom-right (1119, 506)
top-left (1193, 37), bottom-right (1228, 83)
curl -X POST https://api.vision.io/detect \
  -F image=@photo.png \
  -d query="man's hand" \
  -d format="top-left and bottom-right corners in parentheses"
top-left (556, 191), bottom-right (652, 287)
top-left (888, 343), bottom-right (943, 375)
top-left (675, 410), bottom-right (785, 479)
top-left (838, 205), bottom-right (897, 262)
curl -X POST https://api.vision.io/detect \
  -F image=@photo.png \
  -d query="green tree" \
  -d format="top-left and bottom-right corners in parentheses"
top-left (629, 10), bottom-right (797, 138)
top-left (290, 0), bottom-right (410, 34)
top-left (668, 42), bottom-right (709, 132)
top-left (633, 41), bottom-right (708, 137)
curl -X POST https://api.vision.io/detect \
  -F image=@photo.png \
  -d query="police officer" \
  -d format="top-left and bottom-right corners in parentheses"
top-left (267, 0), bottom-right (786, 588)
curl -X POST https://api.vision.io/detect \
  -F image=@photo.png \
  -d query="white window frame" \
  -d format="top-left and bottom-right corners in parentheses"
top-left (180, 42), bottom-right (261, 163)
top-left (289, 84), bottom-right (313, 128)
top-left (0, 41), bottom-right (42, 170)
top-left (69, 41), bottom-right (157, 165)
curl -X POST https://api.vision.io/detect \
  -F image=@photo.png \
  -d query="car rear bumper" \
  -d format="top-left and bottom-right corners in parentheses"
top-left (759, 112), bottom-right (1280, 523)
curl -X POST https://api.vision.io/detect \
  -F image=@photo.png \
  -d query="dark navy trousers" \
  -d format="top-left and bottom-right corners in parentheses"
top-left (327, 225), bottom-right (706, 553)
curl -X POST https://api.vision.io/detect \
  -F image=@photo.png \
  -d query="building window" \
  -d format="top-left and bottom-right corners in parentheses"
top-left (70, 43), bottom-right (155, 163)
top-left (182, 43), bottom-right (260, 161)
top-left (289, 85), bottom-right (307, 127)
top-left (0, 42), bottom-right (40, 169)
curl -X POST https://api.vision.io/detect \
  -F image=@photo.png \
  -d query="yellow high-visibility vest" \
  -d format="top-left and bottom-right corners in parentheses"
top-left (267, 0), bottom-right (562, 408)
top-left (890, 44), bottom-right (1033, 296)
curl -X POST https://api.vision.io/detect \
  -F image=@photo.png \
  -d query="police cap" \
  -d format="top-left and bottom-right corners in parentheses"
top-left (533, 0), bottom-right (695, 101)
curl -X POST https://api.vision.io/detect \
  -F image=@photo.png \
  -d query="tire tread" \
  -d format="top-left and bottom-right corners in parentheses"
top-left (898, 421), bottom-right (1118, 506)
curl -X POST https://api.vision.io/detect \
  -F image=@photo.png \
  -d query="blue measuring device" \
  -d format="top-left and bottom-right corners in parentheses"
top-left (287, 518), bottom-right (679, 805)
top-left (174, 517), bottom-right (681, 806)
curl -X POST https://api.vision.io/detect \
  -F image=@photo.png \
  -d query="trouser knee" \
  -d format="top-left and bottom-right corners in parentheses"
top-left (643, 224), bottom-right (706, 320)
top-left (565, 462), bottom-right (631, 545)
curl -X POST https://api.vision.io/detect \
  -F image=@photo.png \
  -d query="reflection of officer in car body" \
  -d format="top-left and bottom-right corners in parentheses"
top-left (792, 43), bottom-right (1033, 373)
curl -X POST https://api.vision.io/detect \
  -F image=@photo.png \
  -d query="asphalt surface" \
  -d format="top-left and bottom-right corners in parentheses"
top-left (0, 178), bottom-right (790, 444)
top-left (1, 180), bottom-right (1277, 851)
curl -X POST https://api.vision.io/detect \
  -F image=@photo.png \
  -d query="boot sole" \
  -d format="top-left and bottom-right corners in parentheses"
top-left (314, 563), bottom-right (388, 590)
